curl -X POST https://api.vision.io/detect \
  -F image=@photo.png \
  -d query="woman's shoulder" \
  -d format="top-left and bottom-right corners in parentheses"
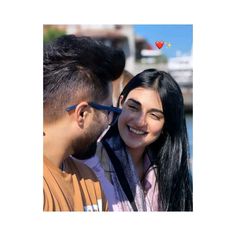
top-left (96, 141), bottom-right (112, 182)
top-left (96, 142), bottom-right (108, 166)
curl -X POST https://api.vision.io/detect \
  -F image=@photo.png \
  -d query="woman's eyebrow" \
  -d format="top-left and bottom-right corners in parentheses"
top-left (127, 98), bottom-right (141, 106)
top-left (149, 108), bottom-right (164, 115)
top-left (128, 98), bottom-right (164, 114)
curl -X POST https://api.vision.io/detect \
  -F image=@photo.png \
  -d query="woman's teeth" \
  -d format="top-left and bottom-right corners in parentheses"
top-left (128, 126), bottom-right (146, 135)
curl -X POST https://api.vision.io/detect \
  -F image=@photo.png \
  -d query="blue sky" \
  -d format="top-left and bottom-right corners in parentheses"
top-left (134, 25), bottom-right (192, 58)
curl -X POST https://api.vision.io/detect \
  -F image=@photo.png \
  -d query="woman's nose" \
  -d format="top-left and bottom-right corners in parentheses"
top-left (133, 112), bottom-right (147, 127)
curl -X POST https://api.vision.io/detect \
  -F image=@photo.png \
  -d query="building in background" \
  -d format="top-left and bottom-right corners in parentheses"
top-left (168, 54), bottom-right (193, 112)
top-left (44, 24), bottom-right (168, 74)
top-left (44, 25), bottom-right (192, 111)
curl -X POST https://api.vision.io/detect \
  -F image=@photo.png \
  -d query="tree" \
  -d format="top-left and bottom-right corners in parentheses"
top-left (43, 26), bottom-right (66, 43)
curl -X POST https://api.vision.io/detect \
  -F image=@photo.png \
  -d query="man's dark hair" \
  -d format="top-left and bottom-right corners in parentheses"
top-left (43, 35), bottom-right (125, 123)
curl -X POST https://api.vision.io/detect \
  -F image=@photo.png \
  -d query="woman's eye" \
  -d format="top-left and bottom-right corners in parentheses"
top-left (150, 113), bottom-right (161, 120)
top-left (128, 105), bottom-right (138, 111)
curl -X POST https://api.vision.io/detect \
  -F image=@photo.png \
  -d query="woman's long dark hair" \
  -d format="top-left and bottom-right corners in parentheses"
top-left (106, 69), bottom-right (193, 211)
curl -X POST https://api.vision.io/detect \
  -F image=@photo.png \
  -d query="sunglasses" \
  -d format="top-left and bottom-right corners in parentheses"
top-left (65, 101), bottom-right (121, 126)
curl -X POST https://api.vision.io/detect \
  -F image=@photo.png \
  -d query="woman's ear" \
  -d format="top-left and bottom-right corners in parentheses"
top-left (118, 95), bottom-right (124, 108)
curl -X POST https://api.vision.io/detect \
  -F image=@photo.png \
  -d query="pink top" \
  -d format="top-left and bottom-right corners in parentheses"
top-left (142, 155), bottom-right (158, 211)
top-left (81, 154), bottom-right (158, 211)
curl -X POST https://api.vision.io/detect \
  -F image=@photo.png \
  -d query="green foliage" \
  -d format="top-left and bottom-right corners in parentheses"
top-left (43, 27), bottom-right (66, 43)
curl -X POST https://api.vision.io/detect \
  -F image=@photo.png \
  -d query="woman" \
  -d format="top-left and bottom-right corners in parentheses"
top-left (91, 69), bottom-right (192, 211)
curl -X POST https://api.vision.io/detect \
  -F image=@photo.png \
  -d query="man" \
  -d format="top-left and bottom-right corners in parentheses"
top-left (43, 35), bottom-right (125, 211)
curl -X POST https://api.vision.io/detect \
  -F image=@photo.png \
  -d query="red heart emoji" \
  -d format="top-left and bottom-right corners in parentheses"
top-left (155, 41), bottom-right (164, 49)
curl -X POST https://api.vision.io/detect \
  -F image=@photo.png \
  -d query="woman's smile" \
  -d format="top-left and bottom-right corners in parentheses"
top-left (127, 125), bottom-right (148, 136)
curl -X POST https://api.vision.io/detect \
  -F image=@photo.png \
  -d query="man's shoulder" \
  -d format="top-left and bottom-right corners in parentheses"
top-left (63, 156), bottom-right (98, 181)
top-left (64, 156), bottom-right (109, 211)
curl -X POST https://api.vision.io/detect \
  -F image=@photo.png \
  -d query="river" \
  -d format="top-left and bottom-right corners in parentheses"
top-left (186, 114), bottom-right (193, 159)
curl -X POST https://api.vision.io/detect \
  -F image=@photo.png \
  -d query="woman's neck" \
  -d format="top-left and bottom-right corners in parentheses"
top-left (127, 146), bottom-right (145, 179)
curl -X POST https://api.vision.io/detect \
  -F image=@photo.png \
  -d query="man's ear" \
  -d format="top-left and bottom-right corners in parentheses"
top-left (74, 102), bottom-right (90, 126)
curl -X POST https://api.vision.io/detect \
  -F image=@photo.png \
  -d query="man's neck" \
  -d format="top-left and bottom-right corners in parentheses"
top-left (43, 126), bottom-right (72, 168)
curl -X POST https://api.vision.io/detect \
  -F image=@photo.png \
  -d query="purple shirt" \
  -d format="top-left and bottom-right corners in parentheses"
top-left (80, 155), bottom-right (116, 211)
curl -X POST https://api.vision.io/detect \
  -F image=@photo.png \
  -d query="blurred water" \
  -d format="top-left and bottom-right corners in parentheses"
top-left (186, 114), bottom-right (193, 158)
